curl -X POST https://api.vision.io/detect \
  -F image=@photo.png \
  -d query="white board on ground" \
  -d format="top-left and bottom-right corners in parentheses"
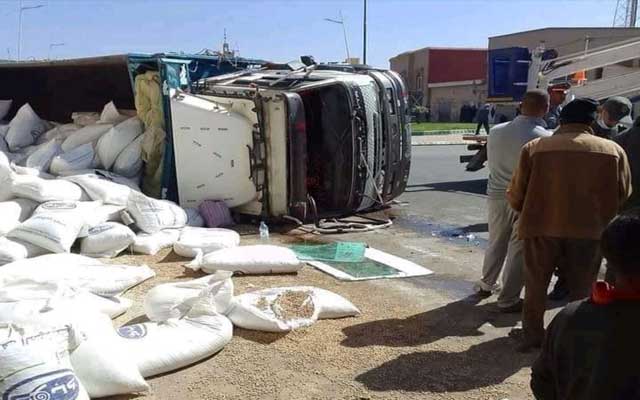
top-left (307, 247), bottom-right (434, 281)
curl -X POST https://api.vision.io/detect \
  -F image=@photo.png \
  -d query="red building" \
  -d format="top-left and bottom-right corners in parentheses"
top-left (390, 47), bottom-right (488, 122)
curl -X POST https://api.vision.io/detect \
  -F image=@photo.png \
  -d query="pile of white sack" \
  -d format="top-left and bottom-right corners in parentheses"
top-left (0, 255), bottom-right (360, 398)
top-left (0, 99), bottom-right (210, 264)
top-left (0, 98), bottom-right (362, 399)
top-left (0, 100), bottom-right (144, 179)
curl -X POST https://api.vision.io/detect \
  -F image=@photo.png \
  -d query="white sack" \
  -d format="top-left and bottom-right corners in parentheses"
top-left (130, 229), bottom-right (181, 255)
top-left (0, 123), bottom-right (9, 137)
top-left (113, 134), bottom-right (143, 177)
top-left (0, 153), bottom-right (12, 201)
top-left (70, 312), bottom-right (149, 397)
top-left (61, 123), bottom-right (112, 152)
top-left (96, 117), bottom-right (143, 170)
top-left (64, 172), bottom-right (139, 206)
top-left (185, 207), bottom-right (204, 227)
top-left (187, 245), bottom-right (302, 274)
top-left (11, 174), bottom-right (86, 202)
top-left (0, 135), bottom-right (7, 154)
top-left (11, 163), bottom-right (55, 179)
top-left (227, 287), bottom-right (360, 332)
top-left (174, 227), bottom-right (240, 258)
top-left (42, 123), bottom-right (81, 142)
top-left (0, 99), bottom-right (11, 120)
top-left (5, 103), bottom-right (45, 151)
top-left (49, 143), bottom-right (95, 175)
top-left (127, 190), bottom-right (187, 233)
top-left (99, 101), bottom-right (128, 124)
top-left (0, 279), bottom-right (132, 320)
top-left (0, 324), bottom-right (90, 400)
top-left (0, 253), bottom-right (155, 297)
top-left (0, 237), bottom-right (48, 266)
top-left (0, 198), bottom-right (38, 236)
top-left (144, 271), bottom-right (234, 322)
top-left (71, 112), bottom-right (100, 126)
top-left (78, 203), bottom-right (125, 237)
top-left (25, 139), bottom-right (62, 172)
top-left (8, 201), bottom-right (100, 253)
top-left (117, 313), bottom-right (233, 377)
top-left (80, 222), bottom-right (135, 258)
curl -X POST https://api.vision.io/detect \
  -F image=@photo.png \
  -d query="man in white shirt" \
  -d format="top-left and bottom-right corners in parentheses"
top-left (474, 90), bottom-right (551, 312)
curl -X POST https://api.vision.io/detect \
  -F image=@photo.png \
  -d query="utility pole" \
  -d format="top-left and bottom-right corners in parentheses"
top-left (324, 11), bottom-right (351, 61)
top-left (363, 0), bottom-right (367, 64)
top-left (17, 0), bottom-right (45, 61)
top-left (48, 42), bottom-right (65, 60)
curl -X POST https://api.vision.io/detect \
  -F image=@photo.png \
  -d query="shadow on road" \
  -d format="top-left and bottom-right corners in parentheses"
top-left (341, 295), bottom-right (520, 349)
top-left (355, 336), bottom-right (534, 393)
top-left (406, 179), bottom-right (487, 196)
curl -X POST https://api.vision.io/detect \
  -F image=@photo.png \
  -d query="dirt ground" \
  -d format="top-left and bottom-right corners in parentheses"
top-left (103, 225), bottom-right (540, 400)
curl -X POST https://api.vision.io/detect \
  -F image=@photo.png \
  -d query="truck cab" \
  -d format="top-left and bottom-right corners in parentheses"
top-left (169, 62), bottom-right (411, 221)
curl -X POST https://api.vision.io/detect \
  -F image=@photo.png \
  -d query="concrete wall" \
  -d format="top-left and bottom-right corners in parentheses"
top-left (429, 82), bottom-right (487, 122)
top-left (390, 48), bottom-right (429, 105)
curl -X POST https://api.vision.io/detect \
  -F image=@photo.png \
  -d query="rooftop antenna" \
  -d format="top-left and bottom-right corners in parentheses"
top-left (222, 28), bottom-right (231, 56)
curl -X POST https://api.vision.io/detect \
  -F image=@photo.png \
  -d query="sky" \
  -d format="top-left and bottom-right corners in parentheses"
top-left (0, 0), bottom-right (621, 68)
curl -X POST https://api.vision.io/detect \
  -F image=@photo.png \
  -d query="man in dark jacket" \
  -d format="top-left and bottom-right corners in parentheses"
top-left (475, 103), bottom-right (494, 135)
top-left (531, 211), bottom-right (640, 400)
top-left (592, 96), bottom-right (632, 139)
top-left (615, 116), bottom-right (640, 210)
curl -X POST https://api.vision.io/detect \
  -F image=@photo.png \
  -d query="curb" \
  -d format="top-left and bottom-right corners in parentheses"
top-left (412, 129), bottom-right (476, 136)
top-left (411, 141), bottom-right (467, 146)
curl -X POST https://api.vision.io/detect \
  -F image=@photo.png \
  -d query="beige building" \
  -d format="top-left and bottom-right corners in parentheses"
top-left (390, 47), bottom-right (487, 122)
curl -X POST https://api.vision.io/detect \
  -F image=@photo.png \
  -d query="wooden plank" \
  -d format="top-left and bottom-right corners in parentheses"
top-left (462, 134), bottom-right (488, 143)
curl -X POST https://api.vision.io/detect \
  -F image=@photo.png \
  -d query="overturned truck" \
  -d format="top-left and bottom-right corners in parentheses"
top-left (0, 55), bottom-right (410, 221)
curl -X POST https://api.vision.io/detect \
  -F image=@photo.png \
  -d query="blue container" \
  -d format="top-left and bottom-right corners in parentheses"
top-left (488, 47), bottom-right (531, 102)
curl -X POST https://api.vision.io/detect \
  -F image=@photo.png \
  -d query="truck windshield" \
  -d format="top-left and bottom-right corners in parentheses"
top-left (299, 84), bottom-right (354, 213)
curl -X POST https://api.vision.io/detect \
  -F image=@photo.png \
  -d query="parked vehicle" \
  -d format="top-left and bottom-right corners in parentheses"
top-left (170, 59), bottom-right (411, 221)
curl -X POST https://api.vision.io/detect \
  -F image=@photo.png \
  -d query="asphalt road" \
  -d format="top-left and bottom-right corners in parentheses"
top-left (399, 145), bottom-right (489, 236)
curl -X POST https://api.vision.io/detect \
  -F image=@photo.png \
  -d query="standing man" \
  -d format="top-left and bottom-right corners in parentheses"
top-left (615, 116), bottom-right (640, 210)
top-left (531, 212), bottom-right (640, 399)
top-left (475, 103), bottom-right (492, 135)
top-left (507, 98), bottom-right (631, 352)
top-left (592, 96), bottom-right (632, 139)
top-left (474, 90), bottom-right (551, 313)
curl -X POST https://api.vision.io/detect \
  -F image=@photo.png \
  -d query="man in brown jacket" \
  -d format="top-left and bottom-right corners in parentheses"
top-left (507, 98), bottom-right (632, 352)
